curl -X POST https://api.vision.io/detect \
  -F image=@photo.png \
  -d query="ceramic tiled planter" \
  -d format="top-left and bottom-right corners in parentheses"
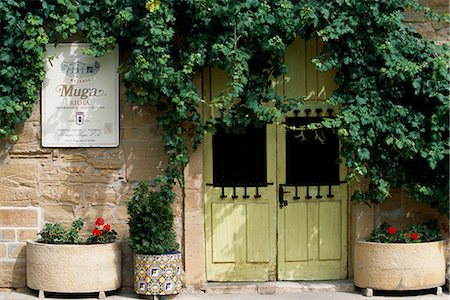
top-left (354, 240), bottom-right (446, 296)
top-left (134, 252), bottom-right (183, 296)
top-left (26, 241), bottom-right (121, 299)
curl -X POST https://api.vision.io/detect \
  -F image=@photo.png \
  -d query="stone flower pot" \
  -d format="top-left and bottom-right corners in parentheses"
top-left (26, 241), bottom-right (121, 299)
top-left (354, 240), bottom-right (446, 296)
top-left (134, 252), bottom-right (183, 296)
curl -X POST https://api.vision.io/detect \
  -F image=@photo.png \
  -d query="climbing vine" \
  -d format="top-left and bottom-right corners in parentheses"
top-left (1, 0), bottom-right (448, 213)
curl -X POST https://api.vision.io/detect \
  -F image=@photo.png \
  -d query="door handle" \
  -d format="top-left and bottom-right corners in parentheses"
top-left (278, 185), bottom-right (291, 209)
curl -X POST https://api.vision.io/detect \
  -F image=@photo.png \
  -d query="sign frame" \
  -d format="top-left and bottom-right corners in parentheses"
top-left (41, 43), bottom-right (119, 148)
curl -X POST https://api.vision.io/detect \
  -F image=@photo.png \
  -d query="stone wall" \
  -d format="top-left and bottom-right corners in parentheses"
top-left (404, 0), bottom-right (449, 44)
top-left (0, 73), bottom-right (168, 288)
top-left (0, 0), bottom-right (448, 290)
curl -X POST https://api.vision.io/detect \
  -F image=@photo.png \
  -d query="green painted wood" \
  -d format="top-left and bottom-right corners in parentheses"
top-left (204, 37), bottom-right (347, 282)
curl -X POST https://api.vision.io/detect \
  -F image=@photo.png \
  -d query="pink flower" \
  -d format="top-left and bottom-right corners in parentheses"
top-left (104, 224), bottom-right (111, 232)
top-left (387, 226), bottom-right (396, 235)
top-left (95, 217), bottom-right (104, 226)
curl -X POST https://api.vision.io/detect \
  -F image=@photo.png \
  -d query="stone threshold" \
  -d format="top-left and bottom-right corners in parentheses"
top-left (203, 280), bottom-right (355, 295)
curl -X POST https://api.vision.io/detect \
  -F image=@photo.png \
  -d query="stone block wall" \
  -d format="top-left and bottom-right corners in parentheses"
top-left (0, 88), bottom-right (168, 288)
top-left (404, 0), bottom-right (449, 44)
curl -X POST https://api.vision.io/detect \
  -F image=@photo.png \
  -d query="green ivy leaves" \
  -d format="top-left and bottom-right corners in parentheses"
top-left (1, 0), bottom-right (448, 213)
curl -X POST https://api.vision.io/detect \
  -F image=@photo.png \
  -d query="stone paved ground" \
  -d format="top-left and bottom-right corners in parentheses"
top-left (0, 289), bottom-right (448, 300)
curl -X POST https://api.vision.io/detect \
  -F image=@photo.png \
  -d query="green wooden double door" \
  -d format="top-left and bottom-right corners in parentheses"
top-left (204, 38), bottom-right (348, 281)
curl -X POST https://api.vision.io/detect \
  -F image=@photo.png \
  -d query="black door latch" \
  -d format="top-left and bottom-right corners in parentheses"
top-left (278, 185), bottom-right (291, 209)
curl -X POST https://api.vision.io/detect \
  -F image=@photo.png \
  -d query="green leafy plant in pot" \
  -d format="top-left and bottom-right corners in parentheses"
top-left (127, 182), bottom-right (183, 296)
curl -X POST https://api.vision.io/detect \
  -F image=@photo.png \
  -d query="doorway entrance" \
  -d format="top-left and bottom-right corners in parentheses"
top-left (203, 38), bottom-right (348, 282)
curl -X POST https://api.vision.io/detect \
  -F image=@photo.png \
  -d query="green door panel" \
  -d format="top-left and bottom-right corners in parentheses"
top-left (204, 37), bottom-right (347, 282)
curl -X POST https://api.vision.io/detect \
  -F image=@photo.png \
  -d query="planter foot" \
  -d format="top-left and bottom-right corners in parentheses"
top-left (38, 290), bottom-right (45, 299)
top-left (99, 291), bottom-right (106, 299)
top-left (436, 286), bottom-right (443, 296)
top-left (362, 288), bottom-right (373, 297)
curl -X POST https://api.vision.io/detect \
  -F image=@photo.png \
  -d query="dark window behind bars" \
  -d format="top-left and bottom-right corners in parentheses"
top-left (212, 125), bottom-right (267, 186)
top-left (286, 117), bottom-right (339, 185)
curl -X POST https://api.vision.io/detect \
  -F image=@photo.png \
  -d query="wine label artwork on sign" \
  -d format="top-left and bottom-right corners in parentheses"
top-left (42, 43), bottom-right (119, 147)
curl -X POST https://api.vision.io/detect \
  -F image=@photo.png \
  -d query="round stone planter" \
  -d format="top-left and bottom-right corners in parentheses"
top-left (27, 241), bottom-right (121, 299)
top-left (354, 240), bottom-right (446, 296)
top-left (134, 252), bottom-right (183, 296)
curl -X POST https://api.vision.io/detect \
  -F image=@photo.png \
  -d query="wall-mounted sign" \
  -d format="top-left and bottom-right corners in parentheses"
top-left (42, 43), bottom-right (119, 147)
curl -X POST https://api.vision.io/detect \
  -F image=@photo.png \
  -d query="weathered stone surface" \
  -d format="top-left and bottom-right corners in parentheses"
top-left (74, 205), bottom-right (114, 224)
top-left (117, 185), bottom-right (133, 204)
top-left (0, 229), bottom-right (16, 241)
top-left (116, 205), bottom-right (129, 221)
top-left (39, 163), bottom-right (68, 183)
top-left (18, 229), bottom-right (38, 242)
top-left (184, 224), bottom-right (206, 286)
top-left (122, 140), bottom-right (166, 181)
top-left (0, 243), bottom-right (6, 258)
top-left (88, 147), bottom-right (123, 158)
top-left (351, 202), bottom-right (374, 241)
top-left (0, 209), bottom-right (38, 227)
top-left (67, 173), bottom-right (115, 184)
top-left (28, 101), bottom-right (41, 122)
top-left (89, 157), bottom-right (124, 170)
top-left (39, 183), bottom-right (60, 203)
top-left (9, 122), bottom-right (51, 157)
top-left (43, 205), bottom-right (74, 223)
top-left (84, 184), bottom-right (117, 204)
top-left (0, 261), bottom-right (26, 287)
top-left (185, 189), bottom-right (204, 212)
top-left (60, 184), bottom-right (83, 204)
top-left (40, 183), bottom-right (82, 205)
top-left (120, 102), bottom-right (155, 128)
top-left (60, 154), bottom-right (87, 162)
top-left (122, 127), bottom-right (152, 141)
top-left (8, 243), bottom-right (26, 259)
top-left (99, 170), bottom-right (123, 182)
top-left (0, 163), bottom-right (38, 205)
top-left (63, 164), bottom-right (89, 174)
top-left (111, 223), bottom-right (129, 241)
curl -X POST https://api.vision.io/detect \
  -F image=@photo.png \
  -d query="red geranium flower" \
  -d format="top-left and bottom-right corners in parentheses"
top-left (406, 233), bottom-right (411, 238)
top-left (93, 228), bottom-right (102, 237)
top-left (411, 233), bottom-right (419, 240)
top-left (387, 226), bottom-right (396, 235)
top-left (95, 217), bottom-right (104, 226)
top-left (104, 224), bottom-right (111, 232)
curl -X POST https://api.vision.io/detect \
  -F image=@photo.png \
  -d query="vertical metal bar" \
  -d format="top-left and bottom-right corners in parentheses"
top-left (327, 185), bottom-right (334, 198)
top-left (305, 109), bottom-right (311, 117)
top-left (315, 108), bottom-right (323, 117)
top-left (232, 187), bottom-right (238, 199)
top-left (316, 185), bottom-right (322, 198)
top-left (293, 186), bottom-right (300, 200)
top-left (327, 108), bottom-right (334, 117)
top-left (220, 187), bottom-right (227, 198)
top-left (305, 185), bottom-right (312, 199)
top-left (254, 186), bottom-right (261, 198)
top-left (243, 186), bottom-right (249, 199)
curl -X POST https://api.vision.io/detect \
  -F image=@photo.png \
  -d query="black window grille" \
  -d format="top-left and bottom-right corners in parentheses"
top-left (212, 125), bottom-right (267, 186)
top-left (285, 117), bottom-right (339, 185)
